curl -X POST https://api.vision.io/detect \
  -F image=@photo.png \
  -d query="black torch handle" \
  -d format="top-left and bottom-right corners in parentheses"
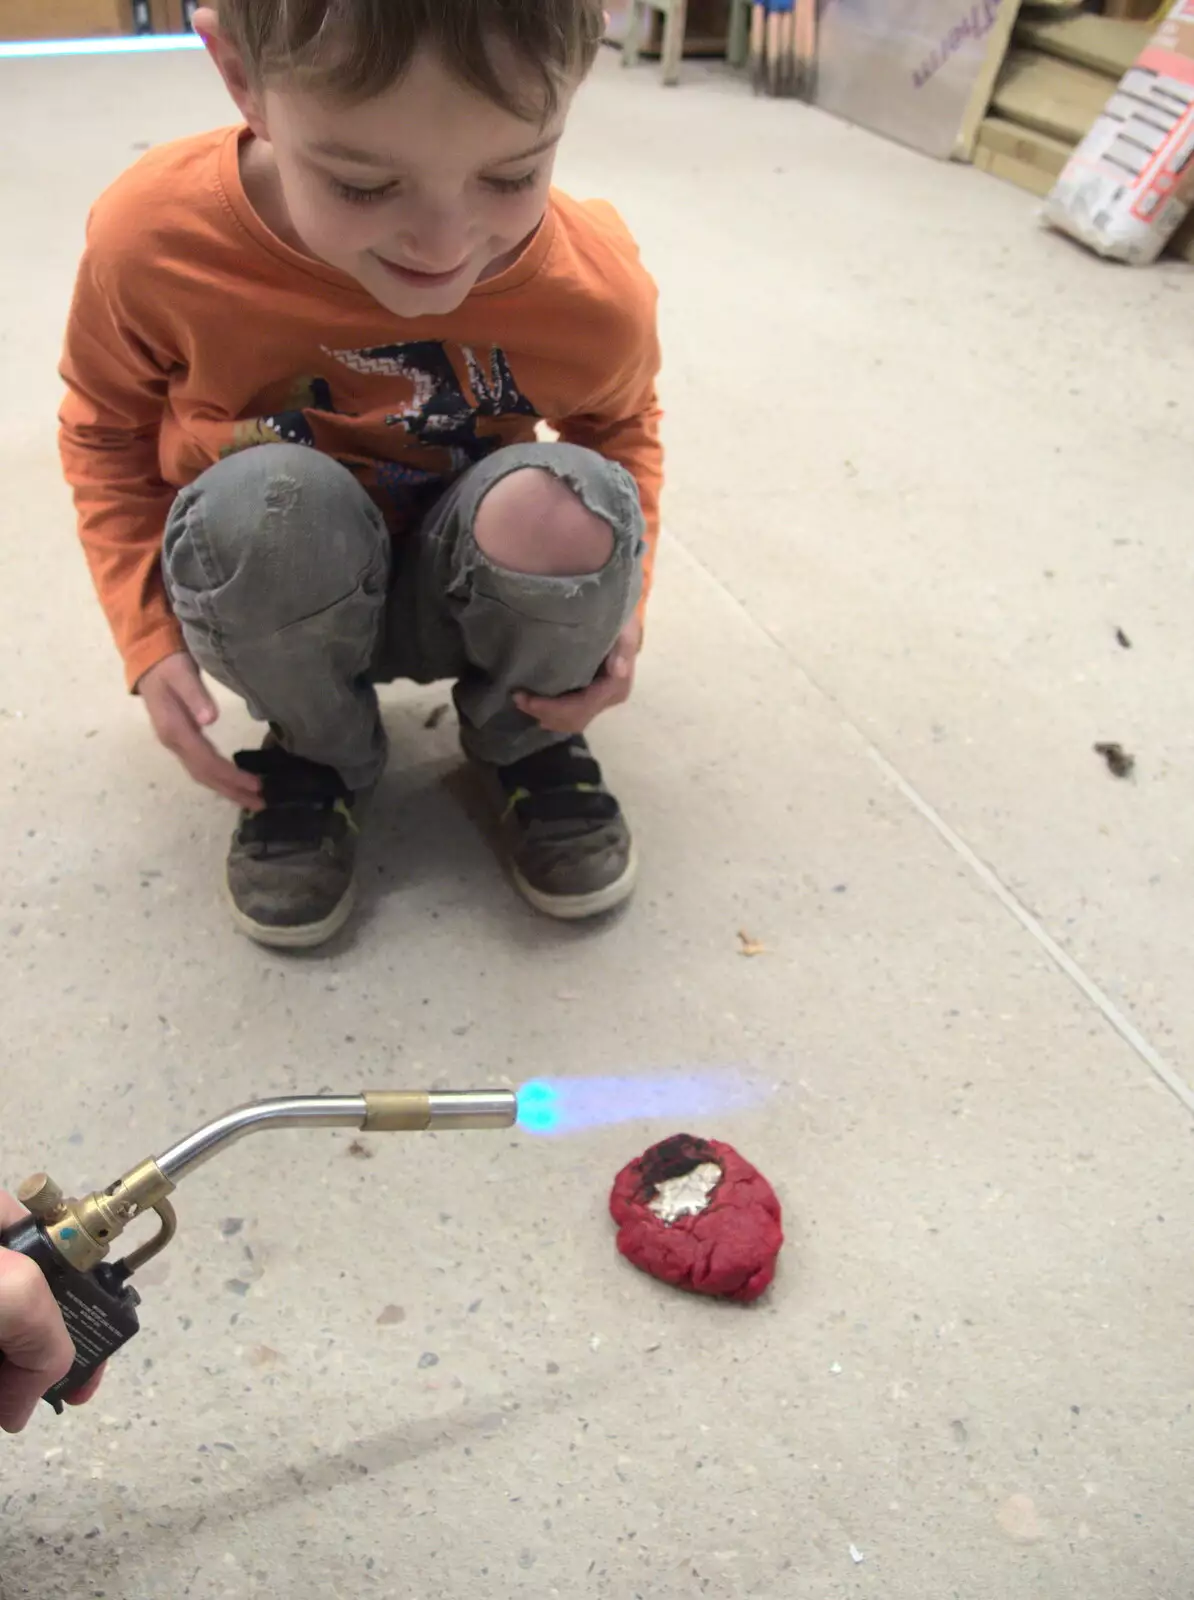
top-left (0, 1217), bottom-right (141, 1412)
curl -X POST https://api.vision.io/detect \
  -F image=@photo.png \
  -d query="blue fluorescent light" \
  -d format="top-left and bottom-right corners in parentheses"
top-left (0, 35), bottom-right (205, 60)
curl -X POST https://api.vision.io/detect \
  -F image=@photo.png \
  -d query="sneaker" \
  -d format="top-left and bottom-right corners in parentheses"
top-left (486, 735), bottom-right (637, 919)
top-left (225, 746), bottom-right (360, 949)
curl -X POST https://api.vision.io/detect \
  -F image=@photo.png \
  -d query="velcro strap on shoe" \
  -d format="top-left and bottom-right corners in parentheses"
top-left (498, 737), bottom-right (603, 794)
top-left (238, 807), bottom-right (350, 850)
top-left (235, 747), bottom-right (351, 809)
top-left (506, 784), bottom-right (619, 827)
top-left (233, 747), bottom-right (354, 855)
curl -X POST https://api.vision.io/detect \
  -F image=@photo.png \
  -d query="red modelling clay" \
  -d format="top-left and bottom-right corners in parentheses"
top-left (609, 1133), bottom-right (783, 1303)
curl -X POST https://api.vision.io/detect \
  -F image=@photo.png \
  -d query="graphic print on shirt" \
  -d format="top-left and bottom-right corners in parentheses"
top-left (324, 340), bottom-right (538, 468)
top-left (222, 343), bottom-right (539, 508)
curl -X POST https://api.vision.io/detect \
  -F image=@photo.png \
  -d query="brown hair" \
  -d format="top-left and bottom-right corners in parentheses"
top-left (217, 0), bottom-right (604, 120)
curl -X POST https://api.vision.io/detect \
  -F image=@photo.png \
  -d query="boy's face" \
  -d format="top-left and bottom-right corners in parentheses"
top-left (204, 24), bottom-right (572, 318)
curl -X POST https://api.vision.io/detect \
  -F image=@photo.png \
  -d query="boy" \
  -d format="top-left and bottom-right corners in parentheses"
top-left (59, 0), bottom-right (662, 949)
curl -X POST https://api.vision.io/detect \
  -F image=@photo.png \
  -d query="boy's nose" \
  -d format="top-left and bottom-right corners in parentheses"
top-left (395, 210), bottom-right (471, 272)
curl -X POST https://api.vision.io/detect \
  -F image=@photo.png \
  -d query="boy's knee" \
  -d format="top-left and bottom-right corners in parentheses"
top-left (163, 445), bottom-right (387, 630)
top-left (167, 445), bottom-right (374, 559)
top-left (473, 467), bottom-right (616, 578)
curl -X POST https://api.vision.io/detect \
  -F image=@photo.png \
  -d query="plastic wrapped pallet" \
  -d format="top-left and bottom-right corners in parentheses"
top-left (1044, 0), bottom-right (1194, 264)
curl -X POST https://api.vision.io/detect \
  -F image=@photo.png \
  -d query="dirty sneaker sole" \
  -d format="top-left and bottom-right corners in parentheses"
top-left (224, 877), bottom-right (357, 950)
top-left (511, 841), bottom-right (639, 921)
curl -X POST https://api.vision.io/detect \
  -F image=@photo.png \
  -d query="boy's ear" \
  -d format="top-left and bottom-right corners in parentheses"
top-left (191, 7), bottom-right (270, 143)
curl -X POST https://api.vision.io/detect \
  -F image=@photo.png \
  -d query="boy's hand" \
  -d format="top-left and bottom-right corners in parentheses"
top-left (514, 617), bottom-right (642, 737)
top-left (137, 652), bottom-right (263, 810)
top-left (0, 1191), bottom-right (103, 1432)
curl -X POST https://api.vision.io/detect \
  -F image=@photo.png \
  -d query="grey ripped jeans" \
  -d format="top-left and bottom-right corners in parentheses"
top-left (162, 443), bottom-right (645, 791)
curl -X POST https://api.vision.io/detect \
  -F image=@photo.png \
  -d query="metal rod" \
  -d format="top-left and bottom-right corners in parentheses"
top-left (155, 1096), bottom-right (367, 1182)
top-left (153, 1090), bottom-right (518, 1184)
top-left (425, 1090), bottom-right (516, 1130)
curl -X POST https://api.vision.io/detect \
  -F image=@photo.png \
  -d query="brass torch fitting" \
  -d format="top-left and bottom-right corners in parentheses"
top-left (19, 1159), bottom-right (175, 1273)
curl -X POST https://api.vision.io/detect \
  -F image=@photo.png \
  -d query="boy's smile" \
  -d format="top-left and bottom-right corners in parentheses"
top-left (200, 17), bottom-right (571, 317)
top-left (372, 255), bottom-right (474, 289)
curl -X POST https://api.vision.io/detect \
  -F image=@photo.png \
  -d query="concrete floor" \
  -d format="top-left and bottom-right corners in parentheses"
top-left (2, 44), bottom-right (1192, 1600)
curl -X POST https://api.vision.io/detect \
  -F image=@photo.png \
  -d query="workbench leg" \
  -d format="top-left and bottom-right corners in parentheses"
top-left (622, 0), bottom-right (644, 67)
top-left (727, 0), bottom-right (750, 69)
top-left (661, 0), bottom-right (687, 84)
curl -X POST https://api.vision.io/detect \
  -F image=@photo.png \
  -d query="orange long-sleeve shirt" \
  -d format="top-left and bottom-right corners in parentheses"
top-left (59, 127), bottom-right (664, 690)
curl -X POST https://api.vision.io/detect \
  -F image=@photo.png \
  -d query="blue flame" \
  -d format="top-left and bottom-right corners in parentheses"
top-left (516, 1072), bottom-right (764, 1136)
top-left (516, 1079), bottom-right (561, 1134)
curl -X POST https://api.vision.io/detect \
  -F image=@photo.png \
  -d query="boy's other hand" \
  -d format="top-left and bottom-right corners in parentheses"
top-left (137, 652), bottom-right (264, 810)
top-left (514, 617), bottom-right (642, 737)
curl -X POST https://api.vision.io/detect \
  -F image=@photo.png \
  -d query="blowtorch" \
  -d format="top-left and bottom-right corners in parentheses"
top-left (0, 1088), bottom-right (516, 1412)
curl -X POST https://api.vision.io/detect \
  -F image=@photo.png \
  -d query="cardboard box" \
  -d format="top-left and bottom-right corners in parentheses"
top-left (0, 0), bottom-right (138, 38)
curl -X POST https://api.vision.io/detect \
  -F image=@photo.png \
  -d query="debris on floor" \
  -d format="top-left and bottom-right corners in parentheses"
top-left (246, 1344), bottom-right (283, 1368)
top-left (1094, 741), bottom-right (1135, 779)
top-left (737, 930), bottom-right (767, 957)
top-left (423, 702), bottom-right (451, 730)
top-left (610, 1133), bottom-right (783, 1302)
top-left (996, 1492), bottom-right (1046, 1543)
top-left (346, 1138), bottom-right (374, 1159)
top-left (1115, 627), bottom-right (1132, 649)
top-left (376, 1305), bottom-right (406, 1326)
